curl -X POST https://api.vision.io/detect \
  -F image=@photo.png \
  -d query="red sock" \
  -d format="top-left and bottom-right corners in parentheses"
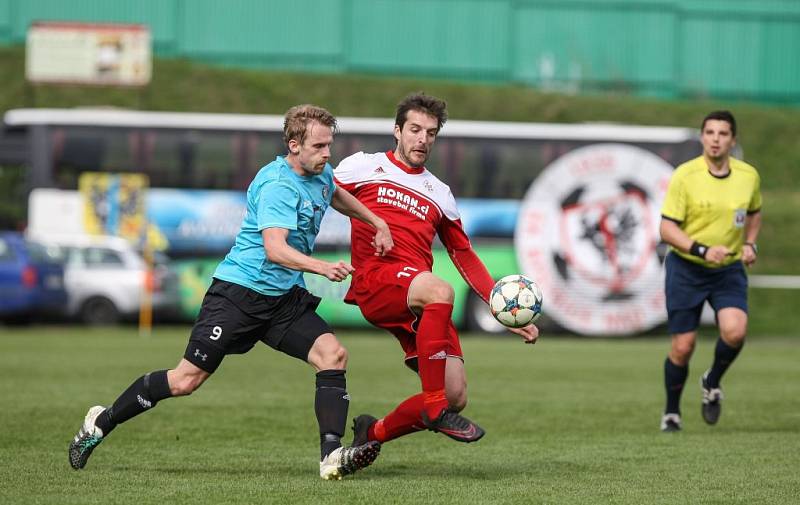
top-left (369, 394), bottom-right (426, 443)
top-left (416, 302), bottom-right (453, 420)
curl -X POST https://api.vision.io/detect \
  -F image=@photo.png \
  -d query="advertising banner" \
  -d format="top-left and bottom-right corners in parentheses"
top-left (515, 144), bottom-right (673, 335)
top-left (26, 21), bottom-right (152, 86)
top-left (79, 172), bottom-right (149, 242)
top-left (146, 188), bottom-right (353, 254)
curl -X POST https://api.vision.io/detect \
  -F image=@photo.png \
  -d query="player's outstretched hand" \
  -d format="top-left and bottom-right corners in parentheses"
top-left (323, 260), bottom-right (355, 282)
top-left (509, 324), bottom-right (539, 345)
top-left (371, 222), bottom-right (394, 256)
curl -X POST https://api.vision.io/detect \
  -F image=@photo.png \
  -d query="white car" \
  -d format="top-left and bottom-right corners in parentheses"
top-left (27, 234), bottom-right (180, 325)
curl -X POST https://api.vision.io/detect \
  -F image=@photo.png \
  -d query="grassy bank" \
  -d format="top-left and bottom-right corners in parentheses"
top-left (1, 46), bottom-right (799, 191)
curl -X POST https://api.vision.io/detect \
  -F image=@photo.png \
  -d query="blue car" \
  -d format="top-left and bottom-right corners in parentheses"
top-left (0, 231), bottom-right (67, 321)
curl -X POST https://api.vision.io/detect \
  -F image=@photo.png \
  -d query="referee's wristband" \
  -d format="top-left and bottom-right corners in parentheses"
top-left (689, 241), bottom-right (709, 259)
top-left (745, 242), bottom-right (758, 254)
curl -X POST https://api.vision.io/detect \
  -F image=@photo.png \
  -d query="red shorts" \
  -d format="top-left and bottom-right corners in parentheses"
top-left (345, 262), bottom-right (463, 363)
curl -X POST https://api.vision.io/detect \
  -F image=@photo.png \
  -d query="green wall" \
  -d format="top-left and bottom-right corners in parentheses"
top-left (1, 0), bottom-right (798, 103)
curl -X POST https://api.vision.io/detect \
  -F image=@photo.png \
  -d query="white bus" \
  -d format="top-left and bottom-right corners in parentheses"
top-left (3, 108), bottom-right (706, 334)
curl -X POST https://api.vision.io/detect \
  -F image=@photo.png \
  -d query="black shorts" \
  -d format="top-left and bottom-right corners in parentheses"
top-left (665, 253), bottom-right (748, 334)
top-left (184, 279), bottom-right (333, 373)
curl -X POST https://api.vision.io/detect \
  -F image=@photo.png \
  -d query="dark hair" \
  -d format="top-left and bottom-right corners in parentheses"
top-left (283, 104), bottom-right (338, 148)
top-left (701, 110), bottom-right (737, 137)
top-left (395, 93), bottom-right (448, 132)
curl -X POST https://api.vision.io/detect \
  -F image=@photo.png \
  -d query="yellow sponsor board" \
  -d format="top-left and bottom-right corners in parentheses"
top-left (79, 172), bottom-right (149, 242)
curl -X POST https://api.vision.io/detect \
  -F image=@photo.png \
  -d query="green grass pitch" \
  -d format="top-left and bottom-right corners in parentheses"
top-left (1, 326), bottom-right (798, 504)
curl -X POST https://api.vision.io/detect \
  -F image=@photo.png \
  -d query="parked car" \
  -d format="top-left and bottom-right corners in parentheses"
top-left (0, 231), bottom-right (68, 322)
top-left (27, 234), bottom-right (181, 325)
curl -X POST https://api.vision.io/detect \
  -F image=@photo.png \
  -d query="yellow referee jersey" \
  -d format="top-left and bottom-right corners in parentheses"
top-left (661, 155), bottom-right (762, 267)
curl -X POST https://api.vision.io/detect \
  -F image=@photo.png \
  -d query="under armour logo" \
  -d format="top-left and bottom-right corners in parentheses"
top-left (397, 266), bottom-right (419, 279)
top-left (194, 349), bottom-right (208, 362)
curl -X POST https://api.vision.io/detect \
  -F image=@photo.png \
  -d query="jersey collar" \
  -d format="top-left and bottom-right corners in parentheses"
top-left (386, 150), bottom-right (425, 175)
top-left (704, 156), bottom-right (732, 179)
top-left (707, 167), bottom-right (731, 179)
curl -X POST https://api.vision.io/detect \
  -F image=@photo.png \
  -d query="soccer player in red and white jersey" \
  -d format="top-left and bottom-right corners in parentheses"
top-left (334, 93), bottom-right (539, 447)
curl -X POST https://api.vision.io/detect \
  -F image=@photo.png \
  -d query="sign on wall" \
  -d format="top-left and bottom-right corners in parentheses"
top-left (515, 144), bottom-right (674, 336)
top-left (26, 21), bottom-right (151, 86)
top-left (79, 172), bottom-right (149, 242)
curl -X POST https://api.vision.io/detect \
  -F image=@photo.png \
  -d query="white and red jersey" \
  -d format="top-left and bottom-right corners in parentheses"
top-left (334, 150), bottom-right (494, 303)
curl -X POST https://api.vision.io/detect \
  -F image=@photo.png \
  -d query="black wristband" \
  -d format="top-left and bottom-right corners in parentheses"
top-left (689, 241), bottom-right (708, 259)
top-left (745, 242), bottom-right (758, 254)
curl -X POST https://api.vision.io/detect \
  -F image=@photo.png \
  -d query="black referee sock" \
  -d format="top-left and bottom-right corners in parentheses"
top-left (96, 370), bottom-right (173, 436)
top-left (664, 358), bottom-right (688, 415)
top-left (706, 338), bottom-right (743, 388)
top-left (314, 369), bottom-right (349, 460)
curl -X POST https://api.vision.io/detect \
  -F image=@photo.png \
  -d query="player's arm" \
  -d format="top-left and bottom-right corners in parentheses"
top-left (261, 228), bottom-right (353, 282)
top-left (742, 210), bottom-right (762, 266)
top-left (257, 181), bottom-right (352, 281)
top-left (440, 219), bottom-right (539, 344)
top-left (659, 217), bottom-right (694, 253)
top-left (330, 185), bottom-right (393, 256)
top-left (659, 217), bottom-right (728, 264)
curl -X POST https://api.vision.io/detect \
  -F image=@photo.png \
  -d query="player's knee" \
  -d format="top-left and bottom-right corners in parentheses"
top-left (308, 333), bottom-right (349, 370)
top-left (671, 341), bottom-right (695, 363)
top-left (720, 324), bottom-right (746, 347)
top-left (319, 343), bottom-right (348, 369)
top-left (333, 345), bottom-right (348, 368)
top-left (425, 282), bottom-right (455, 305)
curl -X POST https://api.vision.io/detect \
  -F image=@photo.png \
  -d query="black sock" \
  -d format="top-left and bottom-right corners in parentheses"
top-left (664, 357), bottom-right (688, 415)
top-left (315, 369), bottom-right (348, 459)
top-left (96, 370), bottom-right (172, 436)
top-left (706, 338), bottom-right (743, 388)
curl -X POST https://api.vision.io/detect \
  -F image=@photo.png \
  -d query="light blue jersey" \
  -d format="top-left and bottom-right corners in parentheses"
top-left (213, 156), bottom-right (335, 295)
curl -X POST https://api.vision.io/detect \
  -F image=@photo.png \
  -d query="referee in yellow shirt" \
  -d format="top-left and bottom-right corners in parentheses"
top-left (659, 110), bottom-right (762, 432)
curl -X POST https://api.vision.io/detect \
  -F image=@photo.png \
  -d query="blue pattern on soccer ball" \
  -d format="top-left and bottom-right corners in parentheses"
top-left (489, 274), bottom-right (544, 328)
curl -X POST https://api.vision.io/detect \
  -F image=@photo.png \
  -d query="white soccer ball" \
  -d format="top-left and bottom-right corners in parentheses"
top-left (489, 274), bottom-right (543, 328)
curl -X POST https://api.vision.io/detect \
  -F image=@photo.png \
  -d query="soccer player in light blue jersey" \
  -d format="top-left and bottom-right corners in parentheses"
top-left (69, 104), bottom-right (393, 480)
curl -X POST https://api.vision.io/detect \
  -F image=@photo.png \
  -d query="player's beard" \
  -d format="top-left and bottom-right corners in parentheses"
top-left (705, 148), bottom-right (728, 163)
top-left (400, 143), bottom-right (428, 168)
top-left (302, 160), bottom-right (327, 176)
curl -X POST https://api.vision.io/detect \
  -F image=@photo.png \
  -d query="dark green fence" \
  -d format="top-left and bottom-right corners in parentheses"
top-left (1, 0), bottom-right (798, 103)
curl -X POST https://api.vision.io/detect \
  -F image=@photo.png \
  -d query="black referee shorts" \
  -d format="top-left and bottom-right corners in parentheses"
top-left (665, 253), bottom-right (748, 334)
top-left (184, 279), bottom-right (333, 373)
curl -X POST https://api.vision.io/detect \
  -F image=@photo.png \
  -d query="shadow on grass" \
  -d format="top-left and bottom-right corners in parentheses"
top-left (104, 456), bottom-right (583, 481)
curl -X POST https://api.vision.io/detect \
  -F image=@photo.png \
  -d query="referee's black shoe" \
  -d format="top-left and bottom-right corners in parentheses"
top-left (660, 413), bottom-right (682, 432)
top-left (701, 371), bottom-right (724, 425)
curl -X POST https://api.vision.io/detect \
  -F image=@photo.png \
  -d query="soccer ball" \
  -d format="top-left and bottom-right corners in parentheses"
top-left (489, 274), bottom-right (543, 328)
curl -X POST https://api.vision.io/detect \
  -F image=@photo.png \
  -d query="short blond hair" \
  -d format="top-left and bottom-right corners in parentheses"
top-left (283, 104), bottom-right (338, 148)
